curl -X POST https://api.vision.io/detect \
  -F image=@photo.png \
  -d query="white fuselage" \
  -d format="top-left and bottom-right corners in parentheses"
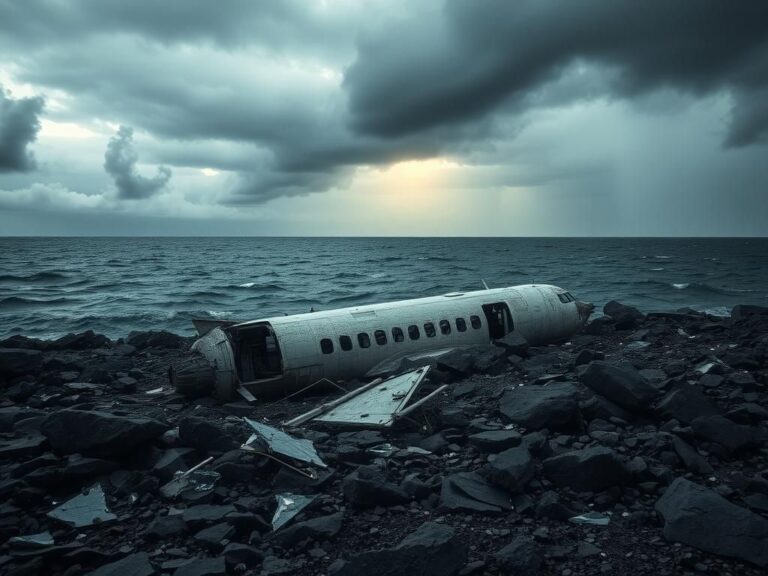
top-left (192, 284), bottom-right (589, 398)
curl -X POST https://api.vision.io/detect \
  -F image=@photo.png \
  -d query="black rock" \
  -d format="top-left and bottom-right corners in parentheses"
top-left (147, 514), bottom-right (187, 538)
top-left (127, 330), bottom-right (187, 350)
top-left (493, 332), bottom-right (530, 356)
top-left (534, 490), bottom-right (576, 521)
top-left (573, 349), bottom-right (603, 366)
top-left (181, 504), bottom-right (236, 528)
top-left (656, 385), bottom-right (719, 424)
top-left (493, 535), bottom-right (541, 575)
top-left (0, 435), bottom-right (47, 459)
top-left (153, 448), bottom-right (196, 482)
top-left (331, 521), bottom-right (467, 576)
top-left (655, 477), bottom-right (768, 567)
top-left (194, 522), bottom-right (235, 551)
top-left (578, 361), bottom-right (657, 412)
top-left (439, 472), bottom-right (511, 514)
top-left (223, 543), bottom-right (264, 569)
top-left (690, 415), bottom-right (756, 453)
top-left (485, 446), bottom-right (534, 493)
top-left (467, 430), bottom-right (521, 452)
top-left (731, 304), bottom-right (768, 321)
top-left (85, 552), bottom-right (155, 576)
top-left (603, 300), bottom-right (645, 329)
top-left (52, 330), bottom-right (110, 351)
top-left (342, 466), bottom-right (409, 509)
top-left (272, 512), bottom-right (343, 547)
top-left (671, 436), bottom-right (713, 475)
top-left (499, 382), bottom-right (581, 430)
top-left (41, 409), bottom-right (168, 458)
top-left (173, 556), bottom-right (226, 576)
top-left (178, 417), bottom-right (237, 453)
top-left (543, 446), bottom-right (627, 492)
top-left (0, 348), bottom-right (43, 377)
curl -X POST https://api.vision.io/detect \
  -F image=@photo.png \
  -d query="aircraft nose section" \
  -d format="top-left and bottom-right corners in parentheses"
top-left (576, 300), bottom-right (595, 323)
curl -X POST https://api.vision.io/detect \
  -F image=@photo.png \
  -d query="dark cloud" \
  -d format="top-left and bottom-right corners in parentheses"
top-left (345, 0), bottom-right (768, 145)
top-left (0, 85), bottom-right (44, 172)
top-left (104, 126), bottom-right (171, 199)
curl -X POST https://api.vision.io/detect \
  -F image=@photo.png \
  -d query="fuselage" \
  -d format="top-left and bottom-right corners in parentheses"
top-left (190, 284), bottom-right (591, 399)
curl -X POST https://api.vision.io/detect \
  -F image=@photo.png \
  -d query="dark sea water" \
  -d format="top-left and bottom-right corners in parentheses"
top-left (1, 237), bottom-right (766, 340)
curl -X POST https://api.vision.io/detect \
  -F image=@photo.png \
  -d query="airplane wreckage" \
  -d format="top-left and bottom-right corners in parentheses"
top-left (170, 284), bottom-right (594, 421)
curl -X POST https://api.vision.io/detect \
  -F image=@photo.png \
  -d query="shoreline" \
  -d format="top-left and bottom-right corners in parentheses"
top-left (1, 302), bottom-right (767, 575)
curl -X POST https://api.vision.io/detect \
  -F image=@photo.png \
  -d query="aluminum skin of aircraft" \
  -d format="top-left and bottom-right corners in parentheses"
top-left (180, 284), bottom-right (593, 400)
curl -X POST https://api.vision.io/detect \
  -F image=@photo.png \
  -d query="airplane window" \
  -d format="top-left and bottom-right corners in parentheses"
top-left (558, 293), bottom-right (568, 303)
top-left (320, 338), bottom-right (334, 354)
top-left (439, 319), bottom-right (451, 335)
top-left (358, 332), bottom-right (371, 348)
top-left (339, 335), bottom-right (353, 351)
top-left (424, 322), bottom-right (436, 337)
top-left (565, 292), bottom-right (574, 302)
top-left (455, 317), bottom-right (467, 332)
top-left (392, 327), bottom-right (404, 342)
top-left (470, 315), bottom-right (482, 329)
top-left (374, 330), bottom-right (387, 345)
top-left (408, 324), bottom-right (420, 340)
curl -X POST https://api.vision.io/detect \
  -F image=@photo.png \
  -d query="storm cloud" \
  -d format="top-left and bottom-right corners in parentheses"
top-left (0, 85), bottom-right (44, 172)
top-left (104, 126), bottom-right (172, 199)
top-left (0, 1), bottom-right (766, 233)
top-left (345, 0), bottom-right (768, 145)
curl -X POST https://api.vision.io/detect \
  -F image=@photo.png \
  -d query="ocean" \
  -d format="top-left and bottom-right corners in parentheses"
top-left (1, 237), bottom-right (766, 340)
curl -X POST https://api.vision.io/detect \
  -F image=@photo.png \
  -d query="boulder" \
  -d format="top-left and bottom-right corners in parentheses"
top-left (485, 446), bottom-right (534, 493)
top-left (671, 436), bottom-right (713, 475)
top-left (578, 361), bottom-right (657, 412)
top-left (655, 477), bottom-right (768, 567)
top-left (126, 330), bottom-right (187, 350)
top-left (85, 552), bottom-right (155, 576)
top-left (173, 557), bottom-right (226, 576)
top-left (543, 446), bottom-right (627, 492)
top-left (342, 466), bottom-right (409, 508)
top-left (467, 430), bottom-right (521, 452)
top-left (493, 332), bottom-right (530, 356)
top-left (331, 521), bottom-right (467, 576)
top-left (272, 512), bottom-right (343, 547)
top-left (731, 304), bottom-right (768, 321)
top-left (603, 300), bottom-right (645, 329)
top-left (439, 472), bottom-right (511, 514)
top-left (52, 330), bottom-right (110, 350)
top-left (656, 385), bottom-right (719, 424)
top-left (499, 382), bottom-right (581, 430)
top-left (223, 543), bottom-right (264, 569)
top-left (493, 535), bottom-right (541, 575)
top-left (0, 348), bottom-right (42, 377)
top-left (41, 409), bottom-right (168, 457)
top-left (690, 415), bottom-right (756, 453)
top-left (178, 416), bottom-right (237, 453)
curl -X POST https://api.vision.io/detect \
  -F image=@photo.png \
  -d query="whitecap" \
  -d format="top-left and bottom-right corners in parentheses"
top-left (654, 255), bottom-right (672, 259)
top-left (672, 283), bottom-right (689, 289)
top-left (239, 282), bottom-right (256, 288)
top-left (650, 267), bottom-right (664, 271)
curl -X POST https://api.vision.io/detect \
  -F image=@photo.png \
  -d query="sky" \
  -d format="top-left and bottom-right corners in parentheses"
top-left (0, 0), bottom-right (767, 236)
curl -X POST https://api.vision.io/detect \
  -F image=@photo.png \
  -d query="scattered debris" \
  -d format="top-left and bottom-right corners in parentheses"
top-left (8, 531), bottom-right (54, 549)
top-left (288, 367), bottom-right (440, 428)
top-left (47, 484), bottom-right (117, 527)
top-left (272, 493), bottom-right (316, 530)
top-left (242, 418), bottom-right (327, 475)
top-left (569, 511), bottom-right (610, 526)
top-left (159, 456), bottom-right (219, 499)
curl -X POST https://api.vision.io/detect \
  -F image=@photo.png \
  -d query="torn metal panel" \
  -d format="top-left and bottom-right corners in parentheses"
top-left (47, 484), bottom-right (117, 528)
top-left (242, 418), bottom-right (326, 468)
top-left (365, 347), bottom-right (460, 379)
top-left (569, 511), bottom-right (610, 526)
top-left (8, 531), bottom-right (54, 549)
top-left (313, 367), bottom-right (431, 427)
top-left (272, 493), bottom-right (316, 531)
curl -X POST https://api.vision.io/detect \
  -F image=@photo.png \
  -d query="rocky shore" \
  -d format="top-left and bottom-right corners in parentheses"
top-left (1, 302), bottom-right (768, 576)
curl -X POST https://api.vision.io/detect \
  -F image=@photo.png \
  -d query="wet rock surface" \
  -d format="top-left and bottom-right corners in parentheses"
top-left (1, 303), bottom-right (767, 575)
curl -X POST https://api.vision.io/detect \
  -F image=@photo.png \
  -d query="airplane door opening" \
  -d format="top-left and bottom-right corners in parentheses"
top-left (481, 302), bottom-right (514, 339)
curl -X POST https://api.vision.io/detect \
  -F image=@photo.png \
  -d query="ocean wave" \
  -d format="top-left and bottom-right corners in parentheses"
top-left (669, 282), bottom-right (755, 296)
top-left (0, 296), bottom-right (78, 308)
top-left (0, 271), bottom-right (70, 283)
top-left (234, 282), bottom-right (287, 292)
